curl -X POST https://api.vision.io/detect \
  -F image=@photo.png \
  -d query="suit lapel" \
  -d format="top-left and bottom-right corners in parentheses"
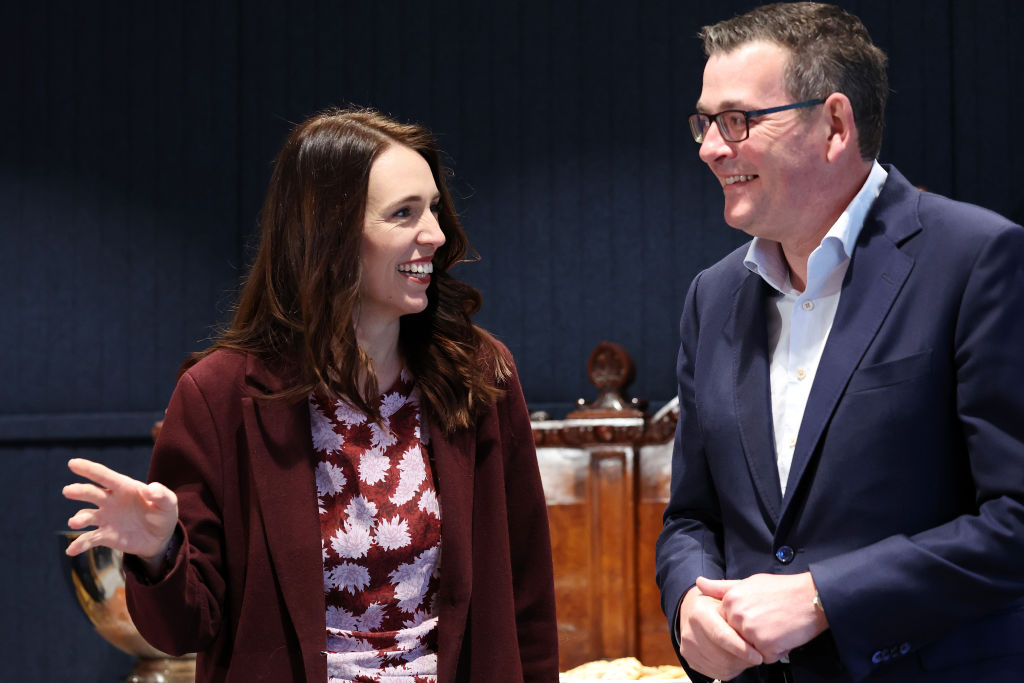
top-left (731, 273), bottom-right (784, 524)
top-left (242, 357), bottom-right (326, 678)
top-left (782, 168), bottom-right (920, 509)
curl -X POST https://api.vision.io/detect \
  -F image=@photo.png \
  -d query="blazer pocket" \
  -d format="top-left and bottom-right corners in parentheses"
top-left (846, 349), bottom-right (933, 393)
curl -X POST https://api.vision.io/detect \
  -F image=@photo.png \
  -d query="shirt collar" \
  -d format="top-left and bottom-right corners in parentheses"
top-left (744, 160), bottom-right (888, 293)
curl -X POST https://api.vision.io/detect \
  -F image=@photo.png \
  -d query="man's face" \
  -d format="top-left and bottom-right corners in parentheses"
top-left (696, 41), bottom-right (829, 242)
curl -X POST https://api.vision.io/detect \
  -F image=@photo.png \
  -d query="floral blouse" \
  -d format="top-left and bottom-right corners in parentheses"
top-left (309, 369), bottom-right (441, 682)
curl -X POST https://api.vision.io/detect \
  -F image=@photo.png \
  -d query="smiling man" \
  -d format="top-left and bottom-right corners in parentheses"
top-left (655, 3), bottom-right (1024, 682)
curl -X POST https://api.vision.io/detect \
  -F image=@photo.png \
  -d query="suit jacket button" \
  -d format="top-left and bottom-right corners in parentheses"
top-left (899, 642), bottom-right (911, 655)
top-left (872, 650), bottom-right (884, 664)
top-left (775, 545), bottom-right (795, 564)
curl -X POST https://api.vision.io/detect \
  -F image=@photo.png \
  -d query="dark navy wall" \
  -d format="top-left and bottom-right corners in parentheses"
top-left (3, 1), bottom-right (1022, 679)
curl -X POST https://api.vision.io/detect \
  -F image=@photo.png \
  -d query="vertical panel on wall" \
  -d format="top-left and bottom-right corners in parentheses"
top-left (513, 0), bottom-right (556, 408)
top-left (2, 2), bottom-right (240, 680)
top-left (853, 0), bottom-right (956, 196)
top-left (2, 2), bottom-right (240, 423)
top-left (950, 0), bottom-right (1024, 220)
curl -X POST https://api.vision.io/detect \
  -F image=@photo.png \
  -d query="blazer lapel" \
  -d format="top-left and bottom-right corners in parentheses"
top-left (427, 418), bottom-right (475, 678)
top-left (242, 357), bottom-right (326, 678)
top-left (783, 168), bottom-right (920, 508)
top-left (731, 272), bottom-right (784, 525)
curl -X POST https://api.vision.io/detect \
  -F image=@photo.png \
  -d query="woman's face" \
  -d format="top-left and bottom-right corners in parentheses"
top-left (358, 144), bottom-right (446, 330)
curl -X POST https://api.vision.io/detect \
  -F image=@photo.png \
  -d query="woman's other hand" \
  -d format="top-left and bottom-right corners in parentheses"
top-left (63, 458), bottom-right (179, 573)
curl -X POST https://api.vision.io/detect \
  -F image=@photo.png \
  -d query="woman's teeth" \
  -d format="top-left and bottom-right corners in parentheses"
top-left (397, 262), bottom-right (434, 275)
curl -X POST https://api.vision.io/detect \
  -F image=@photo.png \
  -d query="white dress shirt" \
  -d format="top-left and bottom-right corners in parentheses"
top-left (743, 161), bottom-right (888, 495)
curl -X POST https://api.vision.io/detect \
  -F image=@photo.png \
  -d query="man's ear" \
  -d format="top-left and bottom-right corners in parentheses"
top-left (823, 92), bottom-right (858, 163)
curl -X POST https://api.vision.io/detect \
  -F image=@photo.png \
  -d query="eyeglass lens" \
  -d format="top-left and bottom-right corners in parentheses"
top-left (688, 112), bottom-right (748, 144)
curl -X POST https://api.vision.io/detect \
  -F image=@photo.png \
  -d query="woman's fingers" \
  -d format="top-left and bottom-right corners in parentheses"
top-left (142, 481), bottom-right (178, 509)
top-left (63, 458), bottom-right (179, 559)
top-left (64, 529), bottom-right (99, 556)
top-left (67, 457), bottom-right (138, 491)
top-left (66, 507), bottom-right (98, 530)
top-left (61, 481), bottom-right (109, 506)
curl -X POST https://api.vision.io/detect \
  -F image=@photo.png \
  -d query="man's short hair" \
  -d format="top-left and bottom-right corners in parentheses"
top-left (699, 2), bottom-right (888, 160)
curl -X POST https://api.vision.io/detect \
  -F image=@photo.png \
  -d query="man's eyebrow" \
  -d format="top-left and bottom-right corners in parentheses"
top-left (695, 99), bottom-right (746, 112)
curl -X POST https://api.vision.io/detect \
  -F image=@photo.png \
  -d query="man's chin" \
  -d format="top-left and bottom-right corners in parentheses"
top-left (723, 212), bottom-right (756, 236)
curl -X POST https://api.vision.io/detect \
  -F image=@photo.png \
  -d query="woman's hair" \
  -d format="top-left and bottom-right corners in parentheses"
top-left (699, 2), bottom-right (888, 160)
top-left (190, 107), bottom-right (509, 433)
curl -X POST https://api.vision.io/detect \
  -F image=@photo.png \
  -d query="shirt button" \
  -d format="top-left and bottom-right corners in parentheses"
top-left (787, 437), bottom-right (796, 448)
top-left (796, 368), bottom-right (807, 380)
top-left (775, 545), bottom-right (795, 564)
top-left (802, 300), bottom-right (814, 311)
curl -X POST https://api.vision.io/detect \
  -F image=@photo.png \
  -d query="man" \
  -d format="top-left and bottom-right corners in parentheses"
top-left (654, 3), bottom-right (1024, 682)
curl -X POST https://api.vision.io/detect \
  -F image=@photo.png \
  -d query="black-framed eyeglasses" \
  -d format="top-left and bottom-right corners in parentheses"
top-left (687, 99), bottom-right (826, 144)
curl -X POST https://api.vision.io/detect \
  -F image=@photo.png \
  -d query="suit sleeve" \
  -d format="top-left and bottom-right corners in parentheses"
top-left (496, 355), bottom-right (560, 681)
top-left (125, 370), bottom-right (228, 656)
top-left (654, 271), bottom-right (724, 682)
top-left (810, 223), bottom-right (1024, 681)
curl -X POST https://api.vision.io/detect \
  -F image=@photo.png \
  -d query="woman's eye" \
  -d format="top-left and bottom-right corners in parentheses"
top-left (393, 207), bottom-right (411, 218)
top-left (429, 202), bottom-right (441, 214)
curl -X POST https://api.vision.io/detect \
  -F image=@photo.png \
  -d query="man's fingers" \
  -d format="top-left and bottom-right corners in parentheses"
top-left (693, 594), bottom-right (763, 667)
top-left (697, 576), bottom-right (737, 600)
top-left (760, 648), bottom-right (790, 665)
top-left (711, 620), bottom-right (763, 666)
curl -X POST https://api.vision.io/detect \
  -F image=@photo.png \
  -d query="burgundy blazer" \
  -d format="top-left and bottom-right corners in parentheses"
top-left (125, 347), bottom-right (558, 682)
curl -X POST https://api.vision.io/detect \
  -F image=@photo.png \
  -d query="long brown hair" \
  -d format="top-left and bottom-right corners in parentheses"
top-left (190, 107), bottom-right (509, 433)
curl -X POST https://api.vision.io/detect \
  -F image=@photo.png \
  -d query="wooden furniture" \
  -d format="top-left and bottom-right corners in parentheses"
top-left (532, 342), bottom-right (679, 672)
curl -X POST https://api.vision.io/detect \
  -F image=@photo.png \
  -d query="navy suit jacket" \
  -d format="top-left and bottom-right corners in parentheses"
top-left (655, 166), bottom-right (1024, 682)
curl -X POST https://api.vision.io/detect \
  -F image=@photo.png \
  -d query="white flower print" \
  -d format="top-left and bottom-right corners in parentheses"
top-left (344, 496), bottom-right (378, 529)
top-left (403, 608), bottom-right (435, 630)
top-left (392, 445), bottom-right (426, 506)
top-left (417, 488), bottom-right (439, 518)
top-left (310, 401), bottom-right (344, 453)
top-left (380, 390), bottom-right (407, 419)
top-left (326, 605), bottom-right (358, 630)
top-left (376, 516), bottom-right (411, 551)
top-left (316, 461), bottom-right (347, 497)
top-left (317, 379), bottom-right (440, 680)
top-left (369, 420), bottom-right (398, 450)
top-left (326, 648), bottom-right (382, 679)
top-left (357, 601), bottom-right (386, 631)
top-left (325, 634), bottom-right (370, 655)
top-left (359, 449), bottom-right (390, 485)
top-left (331, 524), bottom-right (373, 560)
top-left (395, 617), bottom-right (438, 658)
top-left (326, 561), bottom-right (370, 594)
top-left (390, 546), bottom-right (439, 612)
top-left (377, 669), bottom-right (416, 683)
top-left (334, 399), bottom-right (367, 427)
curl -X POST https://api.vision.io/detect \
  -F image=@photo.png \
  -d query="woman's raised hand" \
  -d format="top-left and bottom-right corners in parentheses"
top-left (63, 458), bottom-right (179, 566)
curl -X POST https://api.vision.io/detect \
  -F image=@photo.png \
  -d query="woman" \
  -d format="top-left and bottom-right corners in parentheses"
top-left (63, 108), bottom-right (559, 682)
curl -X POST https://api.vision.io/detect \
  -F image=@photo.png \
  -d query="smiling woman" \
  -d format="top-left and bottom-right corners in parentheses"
top-left (358, 143), bottom-right (447, 371)
top-left (61, 108), bottom-right (559, 683)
